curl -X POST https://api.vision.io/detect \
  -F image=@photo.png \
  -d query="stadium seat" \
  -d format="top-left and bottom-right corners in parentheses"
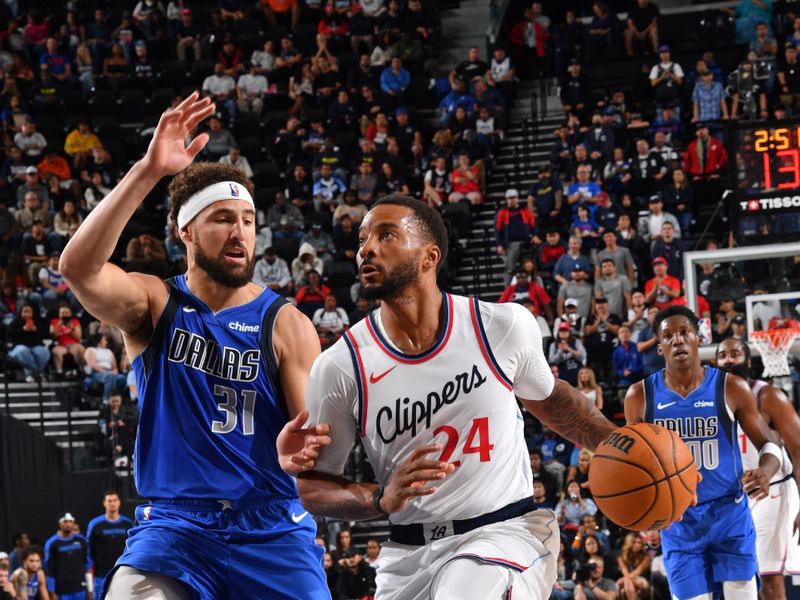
top-left (119, 89), bottom-right (147, 125)
top-left (272, 238), bottom-right (298, 264)
top-left (251, 161), bottom-right (282, 189)
top-left (326, 261), bottom-right (358, 287)
top-left (238, 136), bottom-right (266, 164)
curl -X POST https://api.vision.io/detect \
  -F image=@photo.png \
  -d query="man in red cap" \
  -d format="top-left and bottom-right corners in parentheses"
top-left (644, 256), bottom-right (681, 309)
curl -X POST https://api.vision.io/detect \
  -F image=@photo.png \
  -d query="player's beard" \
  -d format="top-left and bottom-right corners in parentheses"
top-left (192, 232), bottom-right (255, 288)
top-left (361, 255), bottom-right (420, 301)
top-left (719, 362), bottom-right (751, 381)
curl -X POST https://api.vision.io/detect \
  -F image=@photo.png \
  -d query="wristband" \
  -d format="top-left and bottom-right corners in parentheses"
top-left (372, 485), bottom-right (390, 516)
top-left (759, 441), bottom-right (783, 466)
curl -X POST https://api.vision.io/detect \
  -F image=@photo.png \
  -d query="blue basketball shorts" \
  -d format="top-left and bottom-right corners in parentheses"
top-left (105, 496), bottom-right (329, 600)
top-left (661, 492), bottom-right (758, 599)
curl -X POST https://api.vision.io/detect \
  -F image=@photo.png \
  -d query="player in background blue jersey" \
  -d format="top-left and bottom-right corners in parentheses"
top-left (86, 491), bottom-right (133, 600)
top-left (60, 93), bottom-right (331, 599)
top-left (625, 305), bottom-right (781, 600)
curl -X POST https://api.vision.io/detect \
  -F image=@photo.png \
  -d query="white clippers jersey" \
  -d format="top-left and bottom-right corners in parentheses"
top-left (306, 293), bottom-right (555, 525)
top-left (739, 379), bottom-right (792, 482)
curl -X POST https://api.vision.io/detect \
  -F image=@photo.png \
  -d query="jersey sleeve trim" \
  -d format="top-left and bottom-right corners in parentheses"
top-left (137, 280), bottom-right (180, 380)
top-left (644, 374), bottom-right (655, 423)
top-left (365, 292), bottom-right (454, 364)
top-left (715, 369), bottom-right (734, 445)
top-left (469, 297), bottom-right (513, 391)
top-left (260, 295), bottom-right (291, 421)
top-left (343, 330), bottom-right (368, 437)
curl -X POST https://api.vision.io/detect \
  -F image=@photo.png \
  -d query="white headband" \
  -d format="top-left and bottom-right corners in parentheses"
top-left (176, 181), bottom-right (254, 229)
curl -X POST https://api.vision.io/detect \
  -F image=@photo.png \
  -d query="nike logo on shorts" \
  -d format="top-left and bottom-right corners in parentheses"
top-left (183, 307), bottom-right (197, 313)
top-left (292, 511), bottom-right (308, 523)
top-left (657, 401), bottom-right (676, 410)
top-left (369, 365), bottom-right (397, 384)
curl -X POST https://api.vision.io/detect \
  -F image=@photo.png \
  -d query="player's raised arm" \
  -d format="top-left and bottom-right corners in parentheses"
top-left (726, 374), bottom-right (782, 499)
top-left (760, 384), bottom-right (800, 533)
top-left (60, 93), bottom-right (215, 335)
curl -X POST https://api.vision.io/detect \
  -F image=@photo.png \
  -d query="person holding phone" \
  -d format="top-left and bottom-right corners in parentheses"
top-left (49, 305), bottom-right (84, 375)
top-left (6, 303), bottom-right (50, 382)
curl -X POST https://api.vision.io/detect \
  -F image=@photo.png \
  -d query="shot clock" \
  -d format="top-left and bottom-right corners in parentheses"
top-left (727, 120), bottom-right (800, 239)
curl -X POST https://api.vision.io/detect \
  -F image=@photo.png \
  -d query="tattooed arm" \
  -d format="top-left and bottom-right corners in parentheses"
top-left (522, 379), bottom-right (617, 451)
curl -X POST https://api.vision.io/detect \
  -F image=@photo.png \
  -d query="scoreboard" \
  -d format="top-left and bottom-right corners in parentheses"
top-left (727, 120), bottom-right (800, 237)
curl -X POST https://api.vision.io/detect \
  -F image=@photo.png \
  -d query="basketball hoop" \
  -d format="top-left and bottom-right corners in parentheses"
top-left (750, 320), bottom-right (800, 378)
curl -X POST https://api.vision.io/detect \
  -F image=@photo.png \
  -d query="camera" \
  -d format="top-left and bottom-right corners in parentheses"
top-left (575, 562), bottom-right (596, 584)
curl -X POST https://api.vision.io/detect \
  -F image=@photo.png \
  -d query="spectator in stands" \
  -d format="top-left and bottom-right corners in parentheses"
top-left (125, 228), bottom-right (168, 277)
top-left (450, 46), bottom-right (489, 89)
top-left (14, 120), bottom-right (46, 164)
top-left (337, 548), bottom-right (376, 600)
top-left (218, 146), bottom-right (253, 178)
top-left (630, 139), bottom-right (667, 204)
top-left (572, 205), bottom-right (601, 252)
top-left (730, 0), bottom-right (772, 44)
top-left (714, 298), bottom-right (739, 341)
top-left (644, 256), bottom-right (681, 309)
top-left (495, 188), bottom-right (535, 284)
top-left (661, 168), bottom-right (692, 235)
top-left (175, 8), bottom-right (202, 63)
top-left (778, 44), bottom-right (800, 115)
top-left (595, 258), bottom-right (632, 318)
top-left (638, 193), bottom-right (679, 244)
top-left (268, 191), bottom-right (305, 245)
top-left (236, 63), bottom-right (268, 116)
top-left (636, 305), bottom-right (663, 376)
top-left (595, 230), bottom-right (635, 284)
top-left (682, 122), bottom-right (727, 181)
top-left (584, 297), bottom-right (621, 381)
top-left (560, 60), bottom-right (588, 118)
top-left (623, 291), bottom-right (649, 341)
top-left (376, 162), bottom-right (409, 196)
top-left (63, 121), bottom-right (101, 170)
top-left (313, 294), bottom-right (349, 348)
top-left (2, 146), bottom-right (28, 185)
top-left (50, 305), bottom-right (84, 375)
top-left (584, 112), bottom-right (614, 172)
top-left (550, 125), bottom-right (573, 177)
top-left (625, 0), bottom-right (660, 56)
top-left (437, 80), bottom-right (475, 129)
top-left (202, 116), bottom-right (237, 160)
top-left (421, 156), bottom-right (450, 207)
top-left (567, 164), bottom-right (602, 217)
top-left (448, 152), bottom-right (482, 205)
top-left (21, 220), bottom-right (52, 278)
top-left (6, 303), bottom-right (50, 382)
top-left (39, 252), bottom-right (79, 312)
top-left (253, 247), bottom-right (293, 295)
top-left (509, 7), bottom-right (547, 79)
top-left (617, 533), bottom-right (651, 600)
top-left (729, 53), bottom-right (768, 119)
top-left (292, 244), bottom-right (325, 286)
top-left (576, 368), bottom-right (603, 412)
top-left (588, 1), bottom-right (617, 58)
top-left (102, 42), bottom-right (129, 94)
top-left (650, 131), bottom-right (678, 171)
top-left (530, 448), bottom-right (559, 505)
top-left (527, 164), bottom-right (562, 232)
top-left (85, 333), bottom-right (127, 400)
top-left (302, 223), bottom-right (335, 265)
top-left (603, 147), bottom-right (632, 200)
top-left (99, 392), bottom-right (135, 461)
top-left (202, 64), bottom-right (237, 128)
top-left (16, 191), bottom-right (51, 233)
top-left (37, 148), bottom-right (72, 186)
top-left (554, 297), bottom-right (585, 339)
top-left (498, 269), bottom-right (553, 320)
top-left (554, 235), bottom-right (590, 286)
top-left (488, 46), bottom-right (516, 104)
top-left (380, 57), bottom-right (410, 104)
top-left (295, 269), bottom-right (329, 318)
top-left (613, 325), bottom-right (643, 387)
top-left (692, 69), bottom-right (728, 123)
top-left (651, 222), bottom-right (684, 279)
top-left (313, 163), bottom-right (347, 211)
top-left (549, 322), bottom-right (587, 385)
top-left (575, 557), bottom-right (618, 600)
top-left (131, 41), bottom-right (155, 93)
top-left (557, 480), bottom-right (598, 531)
top-left (333, 214), bottom-right (358, 261)
top-left (649, 45), bottom-right (683, 111)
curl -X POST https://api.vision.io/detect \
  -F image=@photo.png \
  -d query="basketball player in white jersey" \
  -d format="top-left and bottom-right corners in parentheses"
top-left (283, 196), bottom-right (622, 599)
top-left (716, 338), bottom-right (800, 600)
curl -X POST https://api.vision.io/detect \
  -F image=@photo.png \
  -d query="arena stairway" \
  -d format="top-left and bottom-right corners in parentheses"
top-left (452, 79), bottom-right (565, 300)
top-left (0, 373), bottom-right (100, 466)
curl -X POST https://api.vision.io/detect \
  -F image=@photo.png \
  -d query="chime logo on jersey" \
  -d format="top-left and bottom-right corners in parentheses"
top-left (167, 327), bottom-right (260, 382)
top-left (376, 364), bottom-right (487, 443)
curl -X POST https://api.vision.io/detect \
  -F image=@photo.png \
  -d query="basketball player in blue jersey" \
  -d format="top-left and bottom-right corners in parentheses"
top-left (717, 338), bottom-right (800, 600)
top-left (625, 305), bottom-right (782, 600)
top-left (59, 93), bottom-right (331, 599)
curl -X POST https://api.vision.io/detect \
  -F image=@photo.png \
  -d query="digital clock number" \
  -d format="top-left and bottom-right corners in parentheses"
top-left (754, 128), bottom-right (790, 151)
top-left (763, 150), bottom-right (800, 190)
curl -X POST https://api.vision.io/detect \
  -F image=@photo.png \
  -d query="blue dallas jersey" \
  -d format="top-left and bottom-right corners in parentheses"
top-left (131, 275), bottom-right (296, 501)
top-left (644, 367), bottom-right (743, 504)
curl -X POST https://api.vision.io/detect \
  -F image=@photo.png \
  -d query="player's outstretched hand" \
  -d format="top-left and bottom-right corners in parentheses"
top-left (276, 409), bottom-right (331, 475)
top-left (141, 92), bottom-right (216, 179)
top-left (380, 444), bottom-right (456, 514)
top-left (742, 468), bottom-right (770, 500)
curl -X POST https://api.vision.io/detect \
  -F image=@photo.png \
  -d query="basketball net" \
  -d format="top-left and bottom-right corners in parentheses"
top-left (750, 319), bottom-right (800, 378)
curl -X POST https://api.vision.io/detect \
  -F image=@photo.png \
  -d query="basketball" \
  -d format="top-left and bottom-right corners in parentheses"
top-left (588, 423), bottom-right (698, 531)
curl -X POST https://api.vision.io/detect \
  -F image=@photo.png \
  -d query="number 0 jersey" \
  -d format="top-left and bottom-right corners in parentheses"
top-left (739, 379), bottom-right (793, 482)
top-left (131, 275), bottom-right (296, 501)
top-left (306, 293), bottom-right (555, 525)
top-left (644, 367), bottom-right (743, 504)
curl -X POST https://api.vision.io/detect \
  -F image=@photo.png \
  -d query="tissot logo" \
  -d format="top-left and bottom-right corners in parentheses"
top-left (740, 195), bottom-right (800, 212)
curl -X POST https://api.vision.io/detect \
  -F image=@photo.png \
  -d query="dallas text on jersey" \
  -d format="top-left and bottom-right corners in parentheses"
top-left (167, 327), bottom-right (260, 382)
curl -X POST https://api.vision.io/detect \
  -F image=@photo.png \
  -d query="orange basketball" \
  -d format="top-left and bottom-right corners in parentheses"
top-left (588, 423), bottom-right (697, 531)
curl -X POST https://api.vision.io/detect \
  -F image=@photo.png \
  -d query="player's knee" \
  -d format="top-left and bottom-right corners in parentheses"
top-left (105, 566), bottom-right (191, 600)
top-left (721, 577), bottom-right (758, 600)
top-left (760, 575), bottom-right (786, 600)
